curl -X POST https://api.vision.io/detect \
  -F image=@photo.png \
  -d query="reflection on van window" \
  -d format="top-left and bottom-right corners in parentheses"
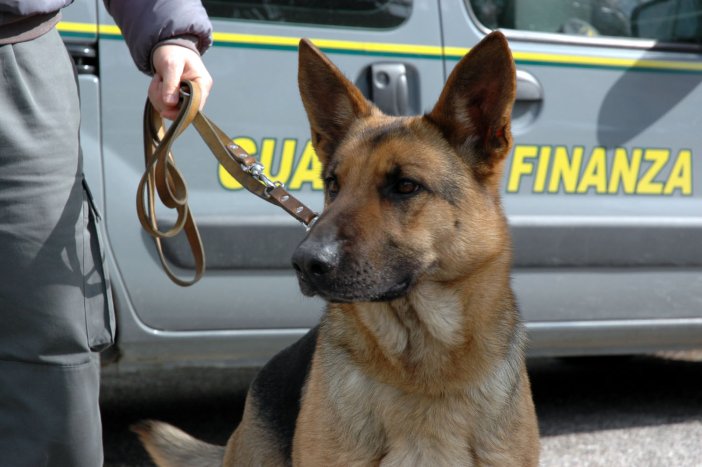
top-left (468, 0), bottom-right (702, 44)
top-left (204, 0), bottom-right (412, 29)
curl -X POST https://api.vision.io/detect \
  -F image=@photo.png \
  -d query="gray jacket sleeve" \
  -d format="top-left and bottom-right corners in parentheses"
top-left (103, 0), bottom-right (213, 74)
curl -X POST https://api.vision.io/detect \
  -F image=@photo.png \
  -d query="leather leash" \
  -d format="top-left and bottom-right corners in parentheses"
top-left (137, 80), bottom-right (318, 286)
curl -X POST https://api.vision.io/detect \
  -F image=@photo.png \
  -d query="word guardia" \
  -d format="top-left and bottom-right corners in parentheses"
top-left (507, 145), bottom-right (692, 195)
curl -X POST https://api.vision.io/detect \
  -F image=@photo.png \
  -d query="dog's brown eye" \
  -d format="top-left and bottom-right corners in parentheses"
top-left (326, 177), bottom-right (340, 198)
top-left (394, 179), bottom-right (420, 195)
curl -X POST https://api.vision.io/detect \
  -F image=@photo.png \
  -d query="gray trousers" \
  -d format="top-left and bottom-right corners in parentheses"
top-left (0, 28), bottom-right (114, 466)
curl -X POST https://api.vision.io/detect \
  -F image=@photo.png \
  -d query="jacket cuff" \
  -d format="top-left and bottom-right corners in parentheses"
top-left (150, 35), bottom-right (201, 75)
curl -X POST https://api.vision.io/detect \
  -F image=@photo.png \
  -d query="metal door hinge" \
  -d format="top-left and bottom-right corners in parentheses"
top-left (66, 43), bottom-right (98, 75)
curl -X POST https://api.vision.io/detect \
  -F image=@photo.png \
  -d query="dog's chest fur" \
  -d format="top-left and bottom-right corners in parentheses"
top-left (305, 282), bottom-right (524, 466)
top-left (327, 363), bottom-right (476, 466)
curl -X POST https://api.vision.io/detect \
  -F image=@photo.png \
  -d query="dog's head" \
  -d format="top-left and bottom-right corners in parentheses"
top-left (292, 32), bottom-right (516, 303)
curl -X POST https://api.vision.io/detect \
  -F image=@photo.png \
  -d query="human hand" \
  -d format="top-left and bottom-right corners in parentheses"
top-left (149, 44), bottom-right (213, 120)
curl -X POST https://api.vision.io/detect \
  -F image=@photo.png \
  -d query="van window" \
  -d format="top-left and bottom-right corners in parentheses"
top-left (467, 0), bottom-right (702, 44)
top-left (204, 0), bottom-right (412, 29)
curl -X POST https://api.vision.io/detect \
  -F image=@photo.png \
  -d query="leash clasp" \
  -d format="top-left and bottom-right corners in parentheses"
top-left (226, 142), bottom-right (276, 189)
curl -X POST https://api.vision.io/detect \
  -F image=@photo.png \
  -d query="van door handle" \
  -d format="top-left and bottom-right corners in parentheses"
top-left (369, 63), bottom-right (417, 115)
top-left (512, 70), bottom-right (543, 131)
top-left (515, 70), bottom-right (543, 101)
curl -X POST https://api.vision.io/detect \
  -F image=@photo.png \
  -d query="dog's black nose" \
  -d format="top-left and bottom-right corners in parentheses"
top-left (292, 240), bottom-right (339, 279)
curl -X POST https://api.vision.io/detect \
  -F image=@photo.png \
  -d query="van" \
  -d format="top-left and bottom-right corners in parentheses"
top-left (59, 0), bottom-right (702, 368)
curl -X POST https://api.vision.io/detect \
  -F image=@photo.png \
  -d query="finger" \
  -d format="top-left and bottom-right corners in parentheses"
top-left (148, 78), bottom-right (181, 120)
top-left (192, 77), bottom-right (212, 111)
top-left (183, 65), bottom-right (213, 111)
top-left (148, 75), bottom-right (164, 113)
top-left (160, 60), bottom-right (184, 108)
top-left (147, 75), bottom-right (177, 120)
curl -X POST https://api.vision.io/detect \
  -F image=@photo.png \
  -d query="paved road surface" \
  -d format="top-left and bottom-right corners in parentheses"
top-left (101, 353), bottom-right (702, 466)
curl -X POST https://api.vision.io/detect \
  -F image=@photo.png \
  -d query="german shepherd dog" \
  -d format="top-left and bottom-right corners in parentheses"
top-left (135, 31), bottom-right (540, 466)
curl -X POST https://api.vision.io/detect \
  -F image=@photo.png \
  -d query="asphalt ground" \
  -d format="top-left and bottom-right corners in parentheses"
top-left (101, 352), bottom-right (702, 466)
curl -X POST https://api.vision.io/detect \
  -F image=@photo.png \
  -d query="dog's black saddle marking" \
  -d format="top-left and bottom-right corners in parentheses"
top-left (250, 325), bottom-right (319, 461)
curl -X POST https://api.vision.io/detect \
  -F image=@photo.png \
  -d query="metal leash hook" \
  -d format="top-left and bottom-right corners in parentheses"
top-left (225, 142), bottom-right (320, 230)
top-left (226, 142), bottom-right (277, 188)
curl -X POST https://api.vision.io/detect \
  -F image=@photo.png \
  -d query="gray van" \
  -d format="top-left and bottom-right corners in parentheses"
top-left (60, 0), bottom-right (702, 368)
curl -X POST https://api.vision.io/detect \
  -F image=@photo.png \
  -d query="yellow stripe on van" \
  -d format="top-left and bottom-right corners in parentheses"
top-left (97, 24), bottom-right (122, 36)
top-left (512, 51), bottom-right (702, 73)
top-left (445, 46), bottom-right (702, 73)
top-left (213, 32), bottom-right (298, 48)
top-left (212, 32), bottom-right (443, 59)
top-left (57, 21), bottom-right (702, 74)
top-left (57, 21), bottom-right (98, 34)
top-left (57, 21), bottom-right (122, 38)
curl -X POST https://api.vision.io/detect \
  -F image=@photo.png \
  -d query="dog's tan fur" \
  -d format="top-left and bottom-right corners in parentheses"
top-left (136, 31), bottom-right (540, 466)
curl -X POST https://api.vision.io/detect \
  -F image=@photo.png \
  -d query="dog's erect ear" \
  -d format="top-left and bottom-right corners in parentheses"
top-left (426, 31), bottom-right (516, 182)
top-left (298, 38), bottom-right (373, 167)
